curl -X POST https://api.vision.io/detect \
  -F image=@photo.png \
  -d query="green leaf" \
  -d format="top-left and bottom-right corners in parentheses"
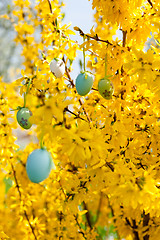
top-left (96, 226), bottom-right (107, 240)
top-left (3, 177), bottom-right (12, 194)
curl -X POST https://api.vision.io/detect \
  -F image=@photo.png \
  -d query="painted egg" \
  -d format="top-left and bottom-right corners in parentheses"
top-left (26, 149), bottom-right (54, 183)
top-left (98, 78), bottom-right (114, 100)
top-left (50, 58), bottom-right (65, 78)
top-left (16, 107), bottom-right (32, 129)
top-left (75, 72), bottom-right (93, 96)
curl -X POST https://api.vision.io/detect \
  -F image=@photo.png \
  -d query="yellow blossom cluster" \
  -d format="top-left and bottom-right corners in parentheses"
top-left (0, 0), bottom-right (160, 239)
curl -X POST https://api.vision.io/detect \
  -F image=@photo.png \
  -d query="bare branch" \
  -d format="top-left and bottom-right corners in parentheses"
top-left (11, 163), bottom-right (38, 240)
top-left (95, 192), bottom-right (103, 224)
top-left (143, 211), bottom-right (150, 240)
top-left (147, 0), bottom-right (153, 8)
top-left (125, 218), bottom-right (140, 240)
top-left (122, 30), bottom-right (127, 47)
top-left (65, 107), bottom-right (88, 122)
top-left (46, 0), bottom-right (52, 13)
top-left (74, 27), bottom-right (113, 46)
top-left (105, 161), bottom-right (114, 172)
top-left (79, 98), bottom-right (91, 123)
top-left (74, 214), bottom-right (86, 239)
top-left (82, 201), bottom-right (93, 229)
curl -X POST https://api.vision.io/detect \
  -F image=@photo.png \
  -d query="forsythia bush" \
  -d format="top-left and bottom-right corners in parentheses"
top-left (0, 0), bottom-right (160, 239)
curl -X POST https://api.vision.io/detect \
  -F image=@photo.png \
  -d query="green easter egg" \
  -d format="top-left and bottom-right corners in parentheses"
top-left (16, 107), bottom-right (32, 129)
top-left (98, 78), bottom-right (114, 100)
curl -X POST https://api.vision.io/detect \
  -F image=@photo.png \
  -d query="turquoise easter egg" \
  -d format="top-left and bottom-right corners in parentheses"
top-left (75, 72), bottom-right (93, 96)
top-left (98, 78), bottom-right (114, 100)
top-left (16, 107), bottom-right (32, 129)
top-left (26, 149), bottom-right (54, 183)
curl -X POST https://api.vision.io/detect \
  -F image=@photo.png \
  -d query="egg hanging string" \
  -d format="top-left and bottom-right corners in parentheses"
top-left (11, 77), bottom-right (32, 112)
top-left (104, 53), bottom-right (107, 79)
top-left (83, 35), bottom-right (86, 72)
top-left (40, 132), bottom-right (45, 149)
top-left (23, 78), bottom-right (32, 108)
top-left (104, 53), bottom-right (114, 80)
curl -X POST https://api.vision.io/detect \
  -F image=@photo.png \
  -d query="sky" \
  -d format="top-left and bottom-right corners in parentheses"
top-left (63, 0), bottom-right (94, 35)
top-left (62, 0), bottom-right (95, 79)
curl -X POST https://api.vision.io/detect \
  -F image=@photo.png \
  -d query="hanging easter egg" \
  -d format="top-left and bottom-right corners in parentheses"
top-left (98, 78), bottom-right (114, 100)
top-left (16, 107), bottom-right (32, 129)
top-left (26, 148), bottom-right (54, 183)
top-left (50, 58), bottom-right (65, 78)
top-left (75, 72), bottom-right (93, 96)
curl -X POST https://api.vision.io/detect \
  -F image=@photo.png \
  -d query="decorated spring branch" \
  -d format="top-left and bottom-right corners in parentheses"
top-left (0, 0), bottom-right (160, 240)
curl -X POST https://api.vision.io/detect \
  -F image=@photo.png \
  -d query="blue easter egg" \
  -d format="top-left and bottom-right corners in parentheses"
top-left (26, 149), bottom-right (54, 183)
top-left (75, 72), bottom-right (93, 96)
top-left (16, 107), bottom-right (32, 129)
top-left (98, 78), bottom-right (114, 100)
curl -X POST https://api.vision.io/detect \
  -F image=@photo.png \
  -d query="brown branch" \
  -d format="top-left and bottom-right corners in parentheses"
top-left (11, 163), bottom-right (38, 240)
top-left (91, 87), bottom-right (98, 91)
top-left (64, 64), bottom-right (75, 88)
top-left (46, 0), bottom-right (52, 13)
top-left (82, 201), bottom-right (92, 229)
top-left (107, 197), bottom-right (120, 239)
top-left (58, 180), bottom-right (67, 199)
top-left (147, 0), bottom-right (153, 8)
top-left (11, 163), bottom-right (22, 198)
top-left (46, 0), bottom-right (60, 29)
top-left (74, 214), bottom-right (86, 239)
top-left (122, 30), bottom-right (127, 47)
top-left (132, 219), bottom-right (140, 240)
top-left (74, 27), bottom-right (113, 46)
top-left (105, 161), bottom-right (114, 172)
top-left (79, 99), bottom-right (91, 122)
top-left (65, 107), bottom-right (88, 122)
top-left (95, 192), bottom-right (103, 225)
top-left (125, 218), bottom-right (140, 240)
top-left (143, 211), bottom-right (150, 240)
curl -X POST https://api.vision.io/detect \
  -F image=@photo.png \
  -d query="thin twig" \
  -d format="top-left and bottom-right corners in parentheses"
top-left (122, 30), bottom-right (127, 48)
top-left (132, 219), bottom-right (140, 240)
top-left (147, 0), bottom-right (153, 8)
top-left (65, 107), bottom-right (88, 122)
top-left (64, 64), bottom-right (75, 88)
top-left (79, 99), bottom-right (91, 122)
top-left (107, 196), bottom-right (120, 239)
top-left (125, 218), bottom-right (140, 240)
top-left (74, 27), bottom-right (113, 46)
top-left (95, 192), bottom-right (103, 225)
top-left (143, 211), bottom-right (150, 240)
top-left (11, 163), bottom-right (38, 240)
top-left (74, 214), bottom-right (86, 239)
top-left (105, 161), bottom-right (114, 172)
top-left (46, 0), bottom-right (52, 13)
top-left (82, 201), bottom-right (92, 229)
top-left (91, 87), bottom-right (98, 91)
top-left (59, 180), bottom-right (67, 198)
